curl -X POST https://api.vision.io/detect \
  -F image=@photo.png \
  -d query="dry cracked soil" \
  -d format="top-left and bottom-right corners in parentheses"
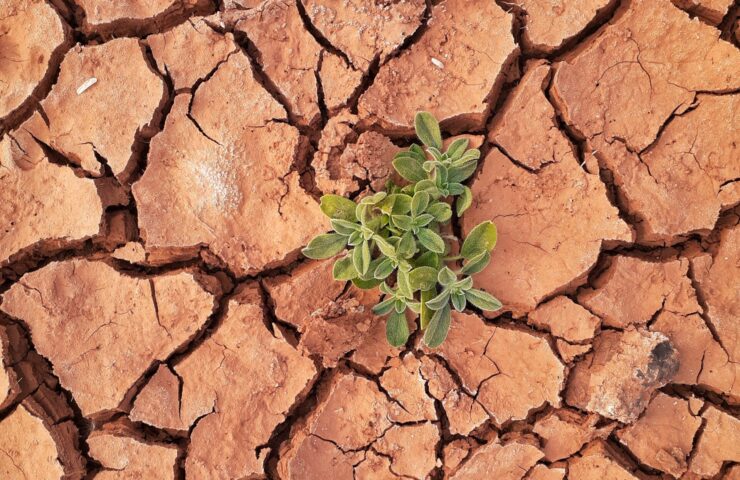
top-left (0, 0), bottom-right (739, 479)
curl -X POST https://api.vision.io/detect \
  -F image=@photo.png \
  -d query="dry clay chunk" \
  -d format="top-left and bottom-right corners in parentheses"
top-left (88, 432), bottom-right (178, 480)
top-left (569, 441), bottom-right (639, 480)
top-left (359, 0), bottom-right (518, 133)
top-left (0, 137), bottom-right (103, 265)
top-left (464, 63), bottom-right (630, 314)
top-left (0, 0), bottom-right (67, 121)
top-left (10, 38), bottom-right (164, 180)
top-left (133, 53), bottom-right (327, 276)
top-left (690, 406), bottom-right (740, 477)
top-left (566, 328), bottom-right (679, 423)
top-left (0, 259), bottom-right (214, 416)
top-left (171, 284), bottom-right (317, 479)
top-left (0, 404), bottom-right (65, 479)
top-left (76, 0), bottom-right (210, 31)
top-left (429, 312), bottom-right (564, 424)
top-left (449, 440), bottom-right (543, 480)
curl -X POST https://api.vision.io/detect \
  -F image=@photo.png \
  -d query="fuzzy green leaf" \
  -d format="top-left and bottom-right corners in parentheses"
top-left (465, 288), bottom-right (502, 311)
top-left (408, 266), bottom-right (438, 291)
top-left (451, 291), bottom-right (467, 312)
top-left (414, 111), bottom-right (442, 150)
top-left (386, 311), bottom-right (410, 347)
top-left (424, 303), bottom-right (451, 348)
top-left (352, 277), bottom-right (383, 290)
top-left (420, 289), bottom-right (435, 329)
top-left (397, 231), bottom-right (417, 259)
top-left (392, 215), bottom-right (414, 231)
top-left (302, 233), bottom-right (347, 259)
top-left (372, 296), bottom-right (396, 315)
top-left (393, 155), bottom-right (427, 183)
top-left (447, 160), bottom-right (478, 183)
top-left (417, 228), bottom-right (445, 254)
top-left (360, 191), bottom-right (387, 205)
top-left (374, 257), bottom-right (395, 280)
top-left (320, 195), bottom-right (357, 221)
top-left (331, 219), bottom-right (360, 236)
top-left (437, 267), bottom-right (457, 286)
top-left (446, 138), bottom-right (469, 160)
top-left (427, 202), bottom-right (452, 223)
top-left (461, 221), bottom-right (497, 259)
top-left (412, 192), bottom-right (430, 217)
top-left (456, 186), bottom-right (473, 216)
top-left (375, 236), bottom-right (397, 258)
top-left (460, 251), bottom-right (491, 275)
top-left (332, 255), bottom-right (358, 280)
top-left (397, 269), bottom-right (413, 299)
top-left (360, 240), bottom-right (371, 275)
top-left (426, 289), bottom-right (450, 310)
top-left (414, 251), bottom-right (440, 269)
top-left (413, 214), bottom-right (435, 228)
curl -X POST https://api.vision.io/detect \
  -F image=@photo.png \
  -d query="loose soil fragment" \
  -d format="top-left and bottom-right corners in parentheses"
top-left (130, 364), bottom-right (186, 431)
top-left (464, 62), bottom-right (631, 314)
top-left (578, 256), bottom-right (699, 328)
top-left (551, 0), bottom-right (740, 244)
top-left (512, 0), bottom-right (615, 54)
top-left (175, 283), bottom-right (317, 479)
top-left (429, 312), bottom-right (565, 424)
top-left (0, 137), bottom-right (103, 266)
top-left (565, 328), bottom-right (679, 423)
top-left (303, 0), bottom-right (426, 72)
top-left (672, 0), bottom-right (735, 25)
top-left (526, 464), bottom-right (566, 480)
top-left (9, 38), bottom-right (164, 180)
top-left (528, 296), bottom-right (600, 343)
top-left (133, 53), bottom-right (327, 276)
top-left (449, 439), bottom-right (543, 480)
top-left (0, 259), bottom-right (215, 416)
top-left (0, 404), bottom-right (65, 480)
top-left (265, 259), bottom-right (408, 372)
top-left (568, 441), bottom-right (639, 480)
top-left (88, 430), bottom-right (178, 479)
top-left (616, 393), bottom-right (701, 477)
top-left (0, 0), bottom-right (68, 124)
top-left (147, 17), bottom-right (239, 91)
top-left (555, 341), bottom-right (592, 363)
top-left (689, 406), bottom-right (740, 477)
top-left (533, 409), bottom-right (613, 462)
top-left (358, 0), bottom-right (518, 133)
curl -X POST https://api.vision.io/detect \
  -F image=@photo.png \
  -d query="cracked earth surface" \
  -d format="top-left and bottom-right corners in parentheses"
top-left (0, 0), bottom-right (739, 479)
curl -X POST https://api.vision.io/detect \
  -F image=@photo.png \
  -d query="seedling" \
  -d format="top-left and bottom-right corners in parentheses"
top-left (302, 112), bottom-right (501, 347)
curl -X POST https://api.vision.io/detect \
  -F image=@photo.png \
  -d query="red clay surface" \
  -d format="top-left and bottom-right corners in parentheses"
top-left (0, 0), bottom-right (739, 479)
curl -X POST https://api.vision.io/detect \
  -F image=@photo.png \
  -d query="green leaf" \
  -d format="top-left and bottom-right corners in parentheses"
top-left (408, 266), bottom-right (438, 291)
top-left (417, 228), bottom-right (445, 254)
top-left (414, 111), bottom-right (442, 150)
top-left (437, 267), bottom-right (457, 286)
top-left (447, 182), bottom-right (464, 196)
top-left (374, 257), bottom-right (395, 279)
top-left (360, 240), bottom-right (371, 275)
top-left (446, 138), bottom-right (469, 160)
top-left (427, 147), bottom-right (444, 162)
top-left (409, 144), bottom-right (426, 160)
top-left (465, 288), bottom-right (503, 311)
top-left (372, 296), bottom-right (396, 315)
top-left (456, 186), bottom-right (473, 216)
top-left (454, 276), bottom-right (474, 291)
top-left (391, 215), bottom-right (414, 231)
top-left (451, 291), bottom-right (467, 312)
top-left (460, 251), bottom-right (491, 275)
top-left (386, 311), bottom-right (410, 347)
top-left (332, 255), bottom-right (358, 280)
top-left (397, 269), bottom-right (413, 299)
top-left (352, 277), bottom-right (383, 290)
top-left (455, 149), bottom-right (481, 163)
top-left (415, 179), bottom-right (438, 195)
top-left (320, 195), bottom-right (357, 221)
top-left (413, 214), bottom-right (435, 228)
top-left (397, 231), bottom-right (417, 259)
top-left (448, 160), bottom-right (478, 183)
top-left (393, 155), bottom-right (427, 183)
top-left (375, 235), bottom-right (397, 258)
top-left (412, 192), bottom-right (430, 217)
top-left (426, 289), bottom-right (450, 310)
top-left (394, 299), bottom-right (407, 314)
top-left (302, 233), bottom-right (347, 259)
top-left (414, 251), bottom-right (440, 269)
top-left (380, 193), bottom-right (412, 215)
top-left (427, 202), bottom-right (452, 223)
top-left (424, 303), bottom-right (451, 348)
top-left (347, 230), bottom-right (362, 246)
top-left (461, 221), bottom-right (497, 259)
top-left (331, 219), bottom-right (360, 236)
top-left (420, 289), bottom-right (435, 329)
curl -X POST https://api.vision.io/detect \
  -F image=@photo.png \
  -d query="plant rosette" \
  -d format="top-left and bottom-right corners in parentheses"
top-left (302, 112), bottom-right (501, 348)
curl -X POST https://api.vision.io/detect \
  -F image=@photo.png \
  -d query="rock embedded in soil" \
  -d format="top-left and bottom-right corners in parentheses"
top-left (464, 62), bottom-right (631, 314)
top-left (358, 0), bottom-right (518, 133)
top-left (565, 328), bottom-right (679, 423)
top-left (0, 404), bottom-right (65, 479)
top-left (0, 137), bottom-right (103, 266)
top-left (147, 17), bottom-right (238, 91)
top-left (578, 256), bottom-right (700, 328)
top-left (616, 393), bottom-right (700, 477)
top-left (130, 364), bottom-right (187, 431)
top-left (265, 259), bottom-right (407, 372)
top-left (429, 312), bottom-right (565, 424)
top-left (0, 0), bottom-right (68, 122)
top-left (568, 441), bottom-right (639, 480)
top-left (175, 283), bottom-right (317, 479)
top-left (533, 409), bottom-right (613, 462)
top-left (304, 0), bottom-right (426, 72)
top-left (512, 0), bottom-right (614, 53)
top-left (0, 258), bottom-right (215, 416)
top-left (690, 406), bottom-right (740, 477)
top-left (87, 431), bottom-right (178, 479)
top-left (528, 296), bottom-right (600, 343)
top-left (449, 439), bottom-right (543, 480)
top-left (9, 38), bottom-right (164, 180)
top-left (133, 53), bottom-right (327, 276)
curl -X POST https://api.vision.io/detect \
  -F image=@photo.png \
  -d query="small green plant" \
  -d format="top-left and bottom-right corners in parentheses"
top-left (302, 112), bottom-right (501, 347)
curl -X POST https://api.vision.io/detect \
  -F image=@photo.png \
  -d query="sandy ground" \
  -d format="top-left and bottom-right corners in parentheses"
top-left (0, 0), bottom-right (739, 478)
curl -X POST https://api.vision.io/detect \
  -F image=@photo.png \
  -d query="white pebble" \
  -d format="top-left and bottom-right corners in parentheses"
top-left (76, 77), bottom-right (97, 95)
top-left (431, 58), bottom-right (444, 69)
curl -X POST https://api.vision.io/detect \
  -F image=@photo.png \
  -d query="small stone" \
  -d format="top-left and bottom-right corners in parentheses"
top-left (617, 393), bottom-right (701, 477)
top-left (88, 431), bottom-right (178, 479)
top-left (359, 0), bottom-right (518, 133)
top-left (528, 296), bottom-right (600, 342)
top-left (449, 440), bottom-right (543, 480)
top-left (0, 404), bottom-right (65, 479)
top-left (534, 409), bottom-right (613, 462)
top-left (566, 328), bottom-right (679, 423)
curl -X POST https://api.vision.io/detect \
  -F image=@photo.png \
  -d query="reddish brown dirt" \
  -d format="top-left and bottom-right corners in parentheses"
top-left (0, 0), bottom-right (738, 479)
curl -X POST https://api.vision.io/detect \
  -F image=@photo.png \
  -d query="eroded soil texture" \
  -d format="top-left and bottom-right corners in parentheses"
top-left (0, 0), bottom-right (739, 479)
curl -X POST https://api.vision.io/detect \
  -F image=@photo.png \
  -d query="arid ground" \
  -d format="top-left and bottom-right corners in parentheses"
top-left (1, 0), bottom-right (739, 478)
